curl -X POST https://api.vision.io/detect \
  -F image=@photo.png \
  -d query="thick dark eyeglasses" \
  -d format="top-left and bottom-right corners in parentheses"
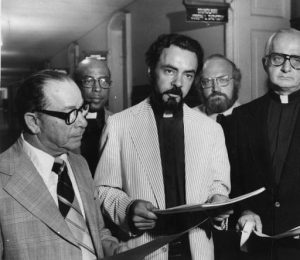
top-left (36, 103), bottom-right (89, 125)
top-left (200, 75), bottom-right (233, 89)
top-left (81, 76), bottom-right (112, 89)
top-left (266, 53), bottom-right (300, 70)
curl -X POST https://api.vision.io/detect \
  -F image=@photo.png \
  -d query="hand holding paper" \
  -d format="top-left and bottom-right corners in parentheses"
top-left (127, 199), bottom-right (158, 232)
top-left (207, 194), bottom-right (233, 230)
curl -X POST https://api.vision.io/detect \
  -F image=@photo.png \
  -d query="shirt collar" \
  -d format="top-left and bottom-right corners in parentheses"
top-left (21, 134), bottom-right (67, 180)
top-left (269, 90), bottom-right (300, 104)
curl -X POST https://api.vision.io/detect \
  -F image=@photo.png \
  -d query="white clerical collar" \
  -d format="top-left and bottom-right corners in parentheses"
top-left (86, 112), bottom-right (97, 119)
top-left (279, 95), bottom-right (289, 104)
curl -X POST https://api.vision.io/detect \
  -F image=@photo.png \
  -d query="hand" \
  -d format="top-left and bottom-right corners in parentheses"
top-left (127, 200), bottom-right (158, 232)
top-left (207, 194), bottom-right (233, 230)
top-left (236, 210), bottom-right (262, 233)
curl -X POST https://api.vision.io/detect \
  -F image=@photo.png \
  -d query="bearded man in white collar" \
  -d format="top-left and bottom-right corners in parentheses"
top-left (224, 28), bottom-right (300, 259)
top-left (194, 54), bottom-right (241, 122)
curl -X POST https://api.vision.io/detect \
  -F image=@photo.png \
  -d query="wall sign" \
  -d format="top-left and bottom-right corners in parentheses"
top-left (183, 1), bottom-right (229, 23)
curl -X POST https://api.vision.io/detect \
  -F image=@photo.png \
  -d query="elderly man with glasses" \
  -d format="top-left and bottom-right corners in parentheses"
top-left (74, 58), bottom-right (113, 176)
top-left (194, 54), bottom-right (241, 123)
top-left (0, 70), bottom-right (124, 259)
top-left (222, 28), bottom-right (300, 260)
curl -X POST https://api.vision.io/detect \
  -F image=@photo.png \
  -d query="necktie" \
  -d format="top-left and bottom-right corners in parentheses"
top-left (52, 158), bottom-right (97, 259)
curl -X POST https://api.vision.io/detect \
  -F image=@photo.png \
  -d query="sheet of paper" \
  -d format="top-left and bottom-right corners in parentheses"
top-left (101, 218), bottom-right (209, 260)
top-left (154, 187), bottom-right (266, 214)
top-left (254, 226), bottom-right (300, 239)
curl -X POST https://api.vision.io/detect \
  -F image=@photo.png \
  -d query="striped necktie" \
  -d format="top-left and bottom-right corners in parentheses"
top-left (52, 158), bottom-right (97, 259)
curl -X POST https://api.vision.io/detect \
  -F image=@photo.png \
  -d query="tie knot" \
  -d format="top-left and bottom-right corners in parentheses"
top-left (52, 158), bottom-right (66, 176)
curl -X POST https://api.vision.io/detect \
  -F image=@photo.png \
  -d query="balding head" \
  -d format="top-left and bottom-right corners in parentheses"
top-left (74, 58), bottom-right (111, 112)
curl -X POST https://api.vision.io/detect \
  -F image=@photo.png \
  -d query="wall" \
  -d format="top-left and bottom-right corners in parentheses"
top-left (51, 0), bottom-right (225, 86)
top-left (50, 22), bottom-right (108, 69)
top-left (126, 0), bottom-right (225, 86)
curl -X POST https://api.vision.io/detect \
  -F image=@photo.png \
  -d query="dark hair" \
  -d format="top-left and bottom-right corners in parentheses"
top-left (145, 34), bottom-right (204, 83)
top-left (16, 69), bottom-right (72, 132)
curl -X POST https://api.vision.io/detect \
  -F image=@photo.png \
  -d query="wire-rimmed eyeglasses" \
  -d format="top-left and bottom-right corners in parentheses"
top-left (81, 76), bottom-right (112, 89)
top-left (200, 75), bottom-right (233, 89)
top-left (266, 53), bottom-right (300, 70)
top-left (36, 103), bottom-right (89, 125)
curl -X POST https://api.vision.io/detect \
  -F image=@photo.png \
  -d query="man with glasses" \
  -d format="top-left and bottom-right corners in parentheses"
top-left (0, 70), bottom-right (123, 259)
top-left (223, 28), bottom-right (300, 259)
top-left (194, 54), bottom-right (241, 122)
top-left (74, 58), bottom-right (112, 176)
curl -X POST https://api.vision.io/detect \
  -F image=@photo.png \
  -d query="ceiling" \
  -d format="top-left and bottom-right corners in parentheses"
top-left (1, 0), bottom-right (136, 82)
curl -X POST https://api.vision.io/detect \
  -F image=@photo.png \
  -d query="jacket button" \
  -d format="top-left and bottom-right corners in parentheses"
top-left (162, 246), bottom-right (168, 252)
top-left (274, 201), bottom-right (280, 207)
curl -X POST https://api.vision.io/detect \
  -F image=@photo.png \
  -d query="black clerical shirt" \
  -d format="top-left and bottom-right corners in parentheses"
top-left (150, 98), bottom-right (192, 260)
top-left (267, 90), bottom-right (300, 185)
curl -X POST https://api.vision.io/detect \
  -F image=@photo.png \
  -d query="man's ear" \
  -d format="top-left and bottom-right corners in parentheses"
top-left (262, 57), bottom-right (268, 72)
top-left (24, 112), bottom-right (41, 134)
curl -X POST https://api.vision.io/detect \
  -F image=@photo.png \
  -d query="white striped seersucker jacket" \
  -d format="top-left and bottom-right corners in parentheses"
top-left (95, 98), bottom-right (231, 260)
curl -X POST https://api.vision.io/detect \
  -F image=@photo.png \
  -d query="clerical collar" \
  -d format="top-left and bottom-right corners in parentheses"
top-left (269, 89), bottom-right (300, 104)
top-left (86, 112), bottom-right (97, 119)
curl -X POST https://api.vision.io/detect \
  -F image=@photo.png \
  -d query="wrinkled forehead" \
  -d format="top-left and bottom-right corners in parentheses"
top-left (79, 61), bottom-right (110, 77)
top-left (43, 78), bottom-right (82, 108)
top-left (202, 58), bottom-right (233, 77)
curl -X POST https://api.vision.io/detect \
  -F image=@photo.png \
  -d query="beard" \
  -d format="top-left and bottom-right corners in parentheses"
top-left (151, 85), bottom-right (184, 114)
top-left (205, 91), bottom-right (235, 114)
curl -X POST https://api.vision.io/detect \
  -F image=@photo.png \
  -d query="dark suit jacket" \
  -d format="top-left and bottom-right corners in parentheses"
top-left (222, 92), bottom-right (300, 259)
top-left (0, 137), bottom-right (119, 260)
top-left (80, 108), bottom-right (111, 176)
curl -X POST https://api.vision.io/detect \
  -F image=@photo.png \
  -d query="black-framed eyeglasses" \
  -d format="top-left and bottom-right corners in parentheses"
top-left (81, 76), bottom-right (112, 89)
top-left (200, 75), bottom-right (233, 89)
top-left (36, 103), bottom-right (89, 125)
top-left (266, 53), bottom-right (300, 70)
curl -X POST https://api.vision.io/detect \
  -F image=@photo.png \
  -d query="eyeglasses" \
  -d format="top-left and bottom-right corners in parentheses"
top-left (81, 76), bottom-right (112, 89)
top-left (36, 103), bottom-right (89, 125)
top-left (200, 75), bottom-right (233, 89)
top-left (266, 53), bottom-right (300, 70)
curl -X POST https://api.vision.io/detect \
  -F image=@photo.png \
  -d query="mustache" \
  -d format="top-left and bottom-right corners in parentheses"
top-left (208, 91), bottom-right (228, 99)
top-left (163, 86), bottom-right (183, 96)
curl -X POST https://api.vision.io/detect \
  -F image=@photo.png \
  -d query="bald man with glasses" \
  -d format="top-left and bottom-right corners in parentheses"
top-left (0, 70), bottom-right (123, 260)
top-left (74, 58), bottom-right (113, 176)
top-left (223, 28), bottom-right (300, 259)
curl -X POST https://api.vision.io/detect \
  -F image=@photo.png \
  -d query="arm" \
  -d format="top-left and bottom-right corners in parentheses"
top-left (95, 117), bottom-right (157, 234)
top-left (207, 124), bottom-right (232, 228)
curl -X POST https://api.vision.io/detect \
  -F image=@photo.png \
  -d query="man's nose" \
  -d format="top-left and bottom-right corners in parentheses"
top-left (281, 58), bottom-right (292, 73)
top-left (76, 112), bottom-right (88, 128)
top-left (92, 80), bottom-right (102, 91)
top-left (172, 75), bottom-right (183, 88)
top-left (211, 79), bottom-right (220, 92)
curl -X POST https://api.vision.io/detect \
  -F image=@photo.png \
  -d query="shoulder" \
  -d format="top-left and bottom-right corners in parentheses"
top-left (184, 104), bottom-right (221, 131)
top-left (232, 94), bottom-right (268, 116)
top-left (193, 104), bottom-right (206, 113)
top-left (108, 98), bottom-right (150, 122)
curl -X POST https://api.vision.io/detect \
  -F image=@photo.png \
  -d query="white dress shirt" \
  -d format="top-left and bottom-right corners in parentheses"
top-left (20, 134), bottom-right (86, 218)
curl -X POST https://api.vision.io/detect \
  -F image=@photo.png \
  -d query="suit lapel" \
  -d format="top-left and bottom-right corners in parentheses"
top-left (3, 140), bottom-right (79, 247)
top-left (68, 154), bottom-right (102, 256)
top-left (129, 99), bottom-right (165, 209)
top-left (246, 96), bottom-right (273, 189)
